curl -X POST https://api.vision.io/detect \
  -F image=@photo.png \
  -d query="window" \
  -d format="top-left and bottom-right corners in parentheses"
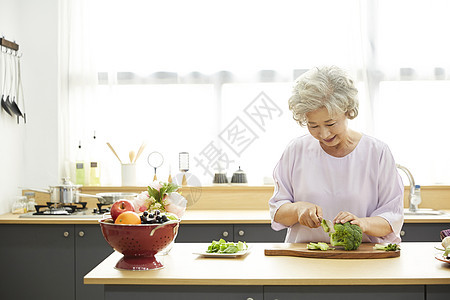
top-left (64, 0), bottom-right (450, 186)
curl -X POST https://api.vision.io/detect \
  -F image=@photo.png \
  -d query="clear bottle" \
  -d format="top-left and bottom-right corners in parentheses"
top-left (12, 196), bottom-right (27, 214)
top-left (25, 192), bottom-right (37, 212)
top-left (89, 131), bottom-right (101, 186)
top-left (75, 141), bottom-right (86, 185)
top-left (411, 184), bottom-right (422, 206)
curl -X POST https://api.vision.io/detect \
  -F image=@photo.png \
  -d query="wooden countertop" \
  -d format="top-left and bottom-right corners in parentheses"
top-left (84, 242), bottom-right (450, 286)
top-left (1, 210), bottom-right (450, 224)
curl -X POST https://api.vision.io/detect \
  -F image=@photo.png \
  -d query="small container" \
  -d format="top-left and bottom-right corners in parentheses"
top-left (25, 192), bottom-right (37, 212)
top-left (89, 161), bottom-right (101, 186)
top-left (231, 167), bottom-right (248, 184)
top-left (121, 163), bottom-right (137, 186)
top-left (213, 172), bottom-right (228, 184)
top-left (12, 196), bottom-right (27, 214)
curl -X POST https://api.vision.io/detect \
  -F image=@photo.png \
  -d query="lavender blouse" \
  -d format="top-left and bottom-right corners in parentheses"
top-left (269, 134), bottom-right (404, 244)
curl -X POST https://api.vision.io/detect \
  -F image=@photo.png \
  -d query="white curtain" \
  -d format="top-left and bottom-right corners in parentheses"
top-left (61, 0), bottom-right (450, 186)
top-left (60, 0), bottom-right (101, 182)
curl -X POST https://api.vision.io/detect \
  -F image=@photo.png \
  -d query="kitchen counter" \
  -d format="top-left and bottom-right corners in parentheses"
top-left (1, 209), bottom-right (450, 224)
top-left (84, 242), bottom-right (450, 286)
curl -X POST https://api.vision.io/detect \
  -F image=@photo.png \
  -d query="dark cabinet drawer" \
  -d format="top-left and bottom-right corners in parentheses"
top-left (400, 223), bottom-right (449, 242)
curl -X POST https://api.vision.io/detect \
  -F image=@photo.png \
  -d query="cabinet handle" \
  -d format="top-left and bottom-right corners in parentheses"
top-left (78, 231), bottom-right (85, 237)
top-left (400, 230), bottom-right (405, 237)
top-left (63, 231), bottom-right (69, 238)
top-left (222, 231), bottom-right (229, 237)
top-left (238, 230), bottom-right (245, 236)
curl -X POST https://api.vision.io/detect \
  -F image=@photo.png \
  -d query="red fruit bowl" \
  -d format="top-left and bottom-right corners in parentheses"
top-left (99, 218), bottom-right (180, 270)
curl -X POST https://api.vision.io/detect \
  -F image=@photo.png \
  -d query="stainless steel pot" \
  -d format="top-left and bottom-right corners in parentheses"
top-left (96, 193), bottom-right (138, 205)
top-left (26, 178), bottom-right (102, 204)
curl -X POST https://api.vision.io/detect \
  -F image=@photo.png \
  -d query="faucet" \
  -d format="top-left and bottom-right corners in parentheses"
top-left (396, 164), bottom-right (419, 212)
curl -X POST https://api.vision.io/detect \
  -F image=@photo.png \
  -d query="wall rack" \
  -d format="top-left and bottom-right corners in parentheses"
top-left (0, 37), bottom-right (19, 51)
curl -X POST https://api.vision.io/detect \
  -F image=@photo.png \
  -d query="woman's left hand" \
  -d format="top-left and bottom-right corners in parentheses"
top-left (333, 211), bottom-right (367, 232)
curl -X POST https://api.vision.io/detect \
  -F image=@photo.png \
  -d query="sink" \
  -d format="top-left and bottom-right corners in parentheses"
top-left (403, 208), bottom-right (445, 215)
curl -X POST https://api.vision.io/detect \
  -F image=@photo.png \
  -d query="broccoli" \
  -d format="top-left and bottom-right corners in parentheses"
top-left (373, 243), bottom-right (400, 251)
top-left (321, 219), bottom-right (331, 233)
top-left (329, 222), bottom-right (362, 251)
top-left (306, 242), bottom-right (332, 251)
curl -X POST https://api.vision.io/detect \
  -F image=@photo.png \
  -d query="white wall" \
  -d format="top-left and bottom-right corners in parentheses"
top-left (0, 0), bottom-right (60, 214)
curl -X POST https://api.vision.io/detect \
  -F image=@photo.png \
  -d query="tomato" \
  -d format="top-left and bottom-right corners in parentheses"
top-left (114, 211), bottom-right (141, 225)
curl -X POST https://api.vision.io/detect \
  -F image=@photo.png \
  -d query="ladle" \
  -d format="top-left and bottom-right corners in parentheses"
top-left (1, 48), bottom-right (13, 116)
top-left (16, 54), bottom-right (26, 123)
top-left (9, 52), bottom-right (23, 118)
top-left (5, 51), bottom-right (16, 114)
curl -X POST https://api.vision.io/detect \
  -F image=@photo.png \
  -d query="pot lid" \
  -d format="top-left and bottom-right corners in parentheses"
top-left (49, 177), bottom-right (81, 188)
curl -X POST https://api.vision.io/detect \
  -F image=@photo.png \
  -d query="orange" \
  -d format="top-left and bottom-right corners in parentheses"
top-left (114, 211), bottom-right (141, 225)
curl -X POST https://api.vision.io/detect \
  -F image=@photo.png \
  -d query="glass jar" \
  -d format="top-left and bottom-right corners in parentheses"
top-left (11, 196), bottom-right (27, 214)
top-left (25, 192), bottom-right (37, 212)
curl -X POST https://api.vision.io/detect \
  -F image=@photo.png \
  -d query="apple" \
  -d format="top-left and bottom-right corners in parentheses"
top-left (110, 199), bottom-right (135, 221)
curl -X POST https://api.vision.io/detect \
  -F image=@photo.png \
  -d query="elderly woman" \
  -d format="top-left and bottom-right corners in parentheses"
top-left (269, 66), bottom-right (404, 244)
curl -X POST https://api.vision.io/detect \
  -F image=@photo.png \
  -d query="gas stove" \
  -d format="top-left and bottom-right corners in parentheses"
top-left (19, 202), bottom-right (111, 219)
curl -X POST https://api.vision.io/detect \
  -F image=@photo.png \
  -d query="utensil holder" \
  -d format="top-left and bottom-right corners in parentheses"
top-left (121, 164), bottom-right (136, 186)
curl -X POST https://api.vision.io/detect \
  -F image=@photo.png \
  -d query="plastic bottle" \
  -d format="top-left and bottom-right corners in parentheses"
top-left (411, 184), bottom-right (422, 206)
top-left (89, 132), bottom-right (101, 186)
top-left (75, 141), bottom-right (86, 185)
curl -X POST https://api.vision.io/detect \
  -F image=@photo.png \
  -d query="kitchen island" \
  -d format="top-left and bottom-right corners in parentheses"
top-left (84, 242), bottom-right (450, 300)
top-left (1, 211), bottom-right (450, 300)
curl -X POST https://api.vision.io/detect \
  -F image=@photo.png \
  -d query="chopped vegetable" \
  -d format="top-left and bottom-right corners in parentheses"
top-left (329, 222), bottom-right (363, 251)
top-left (307, 242), bottom-right (333, 251)
top-left (444, 246), bottom-right (450, 258)
top-left (206, 239), bottom-right (248, 254)
top-left (321, 219), bottom-right (331, 233)
top-left (442, 236), bottom-right (450, 249)
top-left (373, 243), bottom-right (400, 251)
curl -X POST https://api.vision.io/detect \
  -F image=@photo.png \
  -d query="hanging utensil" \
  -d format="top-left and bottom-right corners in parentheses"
top-left (16, 54), bottom-right (26, 123)
top-left (5, 50), bottom-right (16, 115)
top-left (0, 48), bottom-right (13, 116)
top-left (9, 52), bottom-right (23, 119)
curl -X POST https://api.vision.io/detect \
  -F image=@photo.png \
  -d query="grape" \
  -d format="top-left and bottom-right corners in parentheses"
top-left (139, 210), bottom-right (173, 224)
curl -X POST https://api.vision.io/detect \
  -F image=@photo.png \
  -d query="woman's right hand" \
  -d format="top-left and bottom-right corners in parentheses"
top-left (293, 201), bottom-right (323, 228)
top-left (274, 201), bottom-right (323, 228)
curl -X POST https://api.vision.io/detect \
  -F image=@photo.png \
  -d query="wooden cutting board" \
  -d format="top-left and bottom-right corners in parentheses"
top-left (264, 243), bottom-right (400, 259)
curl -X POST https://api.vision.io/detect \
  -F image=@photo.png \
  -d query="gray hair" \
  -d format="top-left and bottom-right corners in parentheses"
top-left (288, 66), bottom-right (359, 126)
